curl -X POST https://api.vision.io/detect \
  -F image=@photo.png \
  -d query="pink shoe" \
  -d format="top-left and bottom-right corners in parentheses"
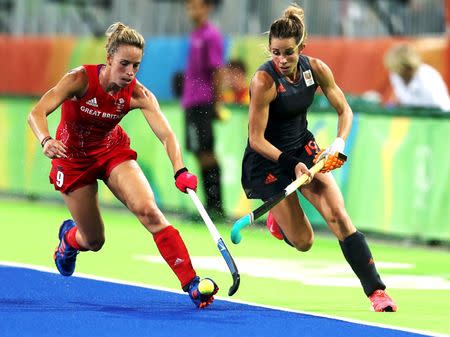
top-left (266, 211), bottom-right (284, 240)
top-left (369, 290), bottom-right (398, 312)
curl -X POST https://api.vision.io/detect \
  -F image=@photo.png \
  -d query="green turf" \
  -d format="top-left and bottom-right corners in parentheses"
top-left (1, 199), bottom-right (449, 335)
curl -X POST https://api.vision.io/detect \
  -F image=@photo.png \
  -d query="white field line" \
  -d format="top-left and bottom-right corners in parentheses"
top-left (136, 255), bottom-right (450, 290)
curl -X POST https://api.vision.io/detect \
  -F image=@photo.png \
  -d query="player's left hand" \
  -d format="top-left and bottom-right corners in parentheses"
top-left (174, 168), bottom-right (198, 193)
top-left (43, 138), bottom-right (68, 159)
top-left (314, 150), bottom-right (347, 173)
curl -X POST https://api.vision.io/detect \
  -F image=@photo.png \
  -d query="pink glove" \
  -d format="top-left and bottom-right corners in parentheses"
top-left (174, 168), bottom-right (198, 193)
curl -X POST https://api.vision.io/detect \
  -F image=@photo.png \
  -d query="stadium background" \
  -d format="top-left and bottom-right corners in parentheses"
top-left (0, 0), bottom-right (449, 336)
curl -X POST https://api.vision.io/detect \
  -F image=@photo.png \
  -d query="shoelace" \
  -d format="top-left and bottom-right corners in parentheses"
top-left (63, 249), bottom-right (78, 262)
top-left (374, 291), bottom-right (388, 299)
top-left (371, 291), bottom-right (393, 307)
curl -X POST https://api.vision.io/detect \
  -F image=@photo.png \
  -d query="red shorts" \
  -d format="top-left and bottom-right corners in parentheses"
top-left (49, 146), bottom-right (137, 193)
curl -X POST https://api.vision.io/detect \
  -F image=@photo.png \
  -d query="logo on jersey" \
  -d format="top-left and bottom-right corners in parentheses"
top-left (277, 83), bottom-right (286, 93)
top-left (304, 140), bottom-right (319, 156)
top-left (303, 70), bottom-right (315, 87)
top-left (86, 97), bottom-right (98, 107)
top-left (80, 105), bottom-right (125, 120)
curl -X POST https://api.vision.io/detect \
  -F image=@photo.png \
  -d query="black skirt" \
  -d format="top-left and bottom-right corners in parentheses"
top-left (241, 133), bottom-right (320, 201)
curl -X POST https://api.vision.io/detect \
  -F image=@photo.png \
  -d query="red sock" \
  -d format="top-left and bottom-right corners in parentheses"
top-left (153, 226), bottom-right (196, 289)
top-left (64, 226), bottom-right (87, 251)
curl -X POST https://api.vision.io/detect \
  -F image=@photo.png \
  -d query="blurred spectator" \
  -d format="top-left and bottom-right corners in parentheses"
top-left (400, 0), bottom-right (445, 35)
top-left (384, 43), bottom-right (450, 112)
top-left (222, 59), bottom-right (250, 105)
top-left (181, 0), bottom-right (225, 218)
top-left (171, 71), bottom-right (184, 99)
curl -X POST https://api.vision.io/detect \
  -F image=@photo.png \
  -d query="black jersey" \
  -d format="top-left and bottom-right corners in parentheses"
top-left (257, 55), bottom-right (318, 151)
top-left (241, 55), bottom-right (319, 199)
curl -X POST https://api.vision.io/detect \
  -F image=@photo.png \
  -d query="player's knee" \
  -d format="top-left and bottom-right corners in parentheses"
top-left (132, 202), bottom-right (164, 225)
top-left (291, 236), bottom-right (314, 252)
top-left (293, 240), bottom-right (313, 252)
top-left (84, 236), bottom-right (105, 251)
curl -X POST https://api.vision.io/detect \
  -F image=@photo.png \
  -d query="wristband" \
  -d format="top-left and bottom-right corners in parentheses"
top-left (278, 152), bottom-right (299, 176)
top-left (331, 137), bottom-right (345, 154)
top-left (41, 136), bottom-right (52, 148)
top-left (174, 167), bottom-right (188, 180)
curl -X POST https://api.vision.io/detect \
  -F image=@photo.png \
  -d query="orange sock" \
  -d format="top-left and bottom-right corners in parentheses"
top-left (153, 226), bottom-right (196, 289)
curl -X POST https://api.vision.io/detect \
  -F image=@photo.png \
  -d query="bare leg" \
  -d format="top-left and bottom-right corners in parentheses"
top-left (106, 160), bottom-right (168, 233)
top-left (270, 192), bottom-right (314, 252)
top-left (197, 151), bottom-right (217, 168)
top-left (300, 172), bottom-right (356, 240)
top-left (106, 160), bottom-right (196, 288)
top-left (301, 172), bottom-right (386, 297)
top-left (62, 183), bottom-right (105, 251)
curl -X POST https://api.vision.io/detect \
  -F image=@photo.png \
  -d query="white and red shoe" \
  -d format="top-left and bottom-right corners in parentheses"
top-left (369, 290), bottom-right (398, 312)
top-left (266, 211), bottom-right (284, 240)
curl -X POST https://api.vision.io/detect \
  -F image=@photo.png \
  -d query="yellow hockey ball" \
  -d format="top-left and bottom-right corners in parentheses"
top-left (198, 278), bottom-right (215, 295)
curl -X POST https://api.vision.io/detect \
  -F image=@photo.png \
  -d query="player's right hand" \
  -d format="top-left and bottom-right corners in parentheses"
top-left (174, 168), bottom-right (198, 193)
top-left (294, 162), bottom-right (312, 184)
top-left (315, 137), bottom-right (345, 163)
top-left (43, 139), bottom-right (67, 159)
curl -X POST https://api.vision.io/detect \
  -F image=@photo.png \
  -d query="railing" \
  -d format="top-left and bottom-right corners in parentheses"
top-left (0, 0), bottom-right (446, 37)
top-left (1, 97), bottom-right (448, 241)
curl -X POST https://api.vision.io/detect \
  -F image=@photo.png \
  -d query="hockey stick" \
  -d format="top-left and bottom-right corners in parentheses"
top-left (231, 153), bottom-right (346, 244)
top-left (187, 188), bottom-right (240, 296)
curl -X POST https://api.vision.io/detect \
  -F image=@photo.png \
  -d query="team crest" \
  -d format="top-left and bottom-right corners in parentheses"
top-left (277, 83), bottom-right (286, 93)
top-left (115, 97), bottom-right (125, 112)
top-left (303, 70), bottom-right (314, 86)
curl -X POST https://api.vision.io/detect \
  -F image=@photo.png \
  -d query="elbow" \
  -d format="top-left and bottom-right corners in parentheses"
top-left (344, 104), bottom-right (353, 118)
top-left (338, 106), bottom-right (353, 121)
top-left (27, 107), bottom-right (43, 127)
top-left (348, 109), bottom-right (354, 123)
top-left (27, 111), bottom-right (35, 127)
top-left (347, 107), bottom-right (353, 118)
top-left (163, 130), bottom-right (177, 148)
top-left (249, 135), bottom-right (261, 153)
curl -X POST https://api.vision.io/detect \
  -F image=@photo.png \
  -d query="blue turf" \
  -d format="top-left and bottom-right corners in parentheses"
top-left (0, 266), bottom-right (432, 337)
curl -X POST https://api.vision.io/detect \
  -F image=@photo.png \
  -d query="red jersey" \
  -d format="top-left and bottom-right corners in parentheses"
top-left (56, 64), bottom-right (136, 158)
